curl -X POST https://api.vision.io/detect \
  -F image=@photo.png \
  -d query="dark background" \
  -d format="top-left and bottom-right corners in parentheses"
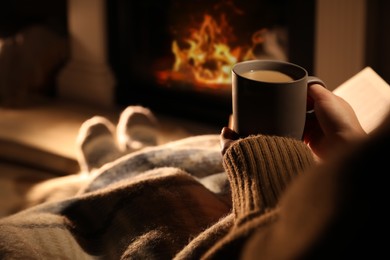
top-left (106, 0), bottom-right (316, 125)
top-left (0, 0), bottom-right (389, 126)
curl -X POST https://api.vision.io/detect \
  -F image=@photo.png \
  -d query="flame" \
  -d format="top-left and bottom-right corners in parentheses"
top-left (171, 14), bottom-right (240, 87)
top-left (156, 13), bottom-right (282, 90)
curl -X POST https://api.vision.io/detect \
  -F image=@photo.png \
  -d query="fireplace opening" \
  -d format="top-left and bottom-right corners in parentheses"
top-left (107, 0), bottom-right (315, 126)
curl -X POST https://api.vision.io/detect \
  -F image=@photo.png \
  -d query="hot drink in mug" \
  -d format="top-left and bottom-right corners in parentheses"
top-left (232, 60), bottom-right (325, 139)
top-left (241, 70), bottom-right (294, 83)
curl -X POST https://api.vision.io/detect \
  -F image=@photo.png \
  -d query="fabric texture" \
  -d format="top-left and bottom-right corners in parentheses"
top-left (0, 131), bottom-right (313, 259)
top-left (0, 135), bottom-right (229, 259)
top-left (1, 109), bottom-right (389, 259)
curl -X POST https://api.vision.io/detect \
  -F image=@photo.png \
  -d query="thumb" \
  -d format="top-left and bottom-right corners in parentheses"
top-left (307, 84), bottom-right (331, 111)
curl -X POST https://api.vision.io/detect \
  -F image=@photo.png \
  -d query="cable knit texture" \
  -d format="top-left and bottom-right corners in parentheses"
top-left (223, 135), bottom-right (315, 222)
top-left (175, 135), bottom-right (315, 260)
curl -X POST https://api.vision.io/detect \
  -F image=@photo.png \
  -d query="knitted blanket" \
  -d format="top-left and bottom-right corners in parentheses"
top-left (0, 134), bottom-right (232, 259)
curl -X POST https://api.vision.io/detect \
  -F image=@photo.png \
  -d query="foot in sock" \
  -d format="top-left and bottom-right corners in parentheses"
top-left (116, 106), bottom-right (159, 153)
top-left (76, 116), bottom-right (123, 173)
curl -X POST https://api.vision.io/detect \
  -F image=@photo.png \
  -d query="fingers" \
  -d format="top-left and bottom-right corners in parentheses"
top-left (307, 84), bottom-right (332, 112)
top-left (308, 83), bottom-right (332, 102)
top-left (221, 127), bottom-right (240, 140)
top-left (220, 127), bottom-right (240, 155)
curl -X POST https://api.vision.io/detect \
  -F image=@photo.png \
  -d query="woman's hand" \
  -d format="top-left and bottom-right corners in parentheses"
top-left (220, 84), bottom-right (366, 160)
top-left (303, 84), bottom-right (367, 159)
top-left (220, 127), bottom-right (240, 155)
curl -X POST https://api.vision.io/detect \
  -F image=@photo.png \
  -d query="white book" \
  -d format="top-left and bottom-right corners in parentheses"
top-left (332, 67), bottom-right (390, 133)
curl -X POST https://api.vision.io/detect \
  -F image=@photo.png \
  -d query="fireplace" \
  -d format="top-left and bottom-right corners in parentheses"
top-left (106, 0), bottom-right (315, 126)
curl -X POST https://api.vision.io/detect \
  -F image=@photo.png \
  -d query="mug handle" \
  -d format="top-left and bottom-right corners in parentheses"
top-left (307, 76), bottom-right (327, 114)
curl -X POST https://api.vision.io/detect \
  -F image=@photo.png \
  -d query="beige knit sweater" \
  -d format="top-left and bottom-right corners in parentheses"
top-left (176, 135), bottom-right (315, 259)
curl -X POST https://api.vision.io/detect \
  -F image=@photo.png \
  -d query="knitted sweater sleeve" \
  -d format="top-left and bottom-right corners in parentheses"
top-left (222, 135), bottom-right (315, 221)
top-left (175, 135), bottom-right (315, 260)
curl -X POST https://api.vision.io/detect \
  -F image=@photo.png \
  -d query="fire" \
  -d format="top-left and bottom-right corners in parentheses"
top-left (156, 13), bottom-right (283, 90)
top-left (171, 14), bottom-right (240, 87)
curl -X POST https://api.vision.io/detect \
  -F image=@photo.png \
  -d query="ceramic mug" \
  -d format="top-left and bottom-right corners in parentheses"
top-left (232, 59), bottom-right (325, 139)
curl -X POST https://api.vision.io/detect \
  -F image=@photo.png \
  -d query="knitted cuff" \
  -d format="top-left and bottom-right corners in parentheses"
top-left (223, 135), bottom-right (314, 221)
